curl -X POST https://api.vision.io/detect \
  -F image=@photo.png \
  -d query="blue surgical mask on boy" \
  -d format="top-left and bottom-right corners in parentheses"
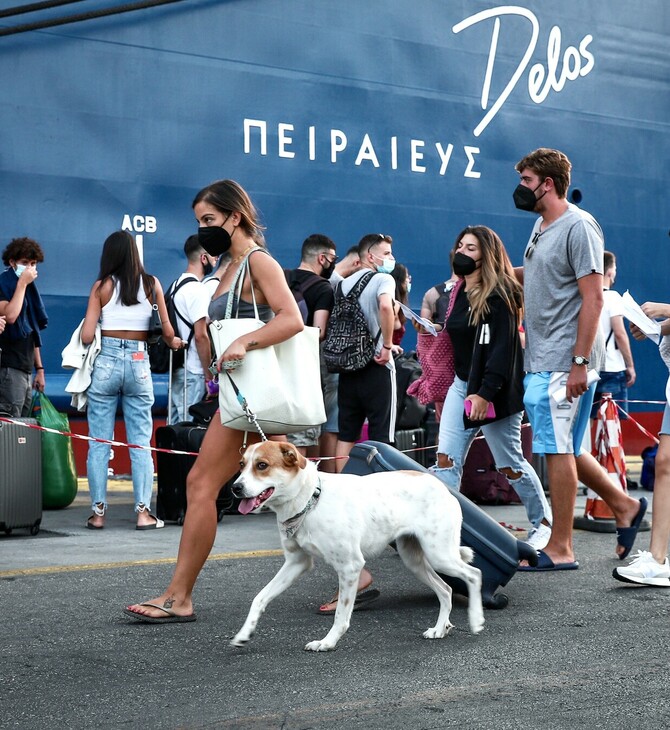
top-left (14, 264), bottom-right (26, 278)
top-left (372, 254), bottom-right (396, 274)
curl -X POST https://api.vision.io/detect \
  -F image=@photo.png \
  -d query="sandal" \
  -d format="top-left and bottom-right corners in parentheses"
top-left (135, 503), bottom-right (165, 530)
top-left (86, 502), bottom-right (105, 530)
top-left (318, 586), bottom-right (381, 615)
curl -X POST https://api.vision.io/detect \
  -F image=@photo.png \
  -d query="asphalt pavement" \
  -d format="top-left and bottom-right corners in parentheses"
top-left (1, 472), bottom-right (668, 730)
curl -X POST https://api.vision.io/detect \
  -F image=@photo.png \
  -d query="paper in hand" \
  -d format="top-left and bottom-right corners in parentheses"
top-left (397, 301), bottom-right (438, 336)
top-left (550, 370), bottom-right (600, 404)
top-left (621, 291), bottom-right (661, 344)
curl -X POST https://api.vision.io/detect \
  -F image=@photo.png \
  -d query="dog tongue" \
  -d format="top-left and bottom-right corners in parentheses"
top-left (238, 498), bottom-right (257, 515)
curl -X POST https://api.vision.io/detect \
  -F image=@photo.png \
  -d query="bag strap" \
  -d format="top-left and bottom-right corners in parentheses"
top-left (444, 278), bottom-right (463, 323)
top-left (169, 275), bottom-right (199, 347)
top-left (347, 270), bottom-right (376, 299)
top-left (224, 248), bottom-right (262, 320)
top-left (344, 271), bottom-right (381, 345)
top-left (148, 278), bottom-right (159, 313)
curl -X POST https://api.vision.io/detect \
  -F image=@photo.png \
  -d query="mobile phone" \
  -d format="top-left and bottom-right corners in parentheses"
top-left (464, 399), bottom-right (496, 418)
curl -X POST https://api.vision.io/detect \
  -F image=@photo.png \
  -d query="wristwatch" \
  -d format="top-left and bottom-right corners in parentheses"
top-left (572, 355), bottom-right (590, 366)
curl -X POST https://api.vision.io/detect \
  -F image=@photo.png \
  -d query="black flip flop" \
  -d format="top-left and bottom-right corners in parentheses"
top-left (318, 587), bottom-right (381, 615)
top-left (123, 603), bottom-right (196, 623)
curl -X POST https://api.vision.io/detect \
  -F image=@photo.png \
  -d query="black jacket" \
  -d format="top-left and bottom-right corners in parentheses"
top-left (463, 293), bottom-right (525, 429)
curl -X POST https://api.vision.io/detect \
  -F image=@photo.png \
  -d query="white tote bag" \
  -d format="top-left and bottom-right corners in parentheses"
top-left (208, 252), bottom-right (326, 434)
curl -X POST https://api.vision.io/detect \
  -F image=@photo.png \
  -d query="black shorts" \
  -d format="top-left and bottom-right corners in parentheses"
top-left (337, 361), bottom-right (397, 443)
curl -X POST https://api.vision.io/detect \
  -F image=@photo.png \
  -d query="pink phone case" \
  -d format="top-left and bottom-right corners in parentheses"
top-left (464, 400), bottom-right (496, 418)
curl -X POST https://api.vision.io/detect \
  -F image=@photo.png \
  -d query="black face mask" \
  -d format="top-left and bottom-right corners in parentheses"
top-left (202, 257), bottom-right (215, 277)
top-left (513, 182), bottom-right (546, 212)
top-left (198, 215), bottom-right (232, 256)
top-left (452, 251), bottom-right (478, 276)
top-left (321, 257), bottom-right (336, 280)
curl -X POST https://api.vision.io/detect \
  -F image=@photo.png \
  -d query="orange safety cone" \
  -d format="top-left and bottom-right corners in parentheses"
top-left (574, 392), bottom-right (625, 531)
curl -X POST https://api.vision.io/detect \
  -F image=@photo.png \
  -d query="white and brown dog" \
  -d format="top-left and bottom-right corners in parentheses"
top-left (230, 441), bottom-right (484, 652)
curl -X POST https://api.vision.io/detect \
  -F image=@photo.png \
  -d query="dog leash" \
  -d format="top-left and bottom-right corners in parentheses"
top-left (222, 368), bottom-right (268, 442)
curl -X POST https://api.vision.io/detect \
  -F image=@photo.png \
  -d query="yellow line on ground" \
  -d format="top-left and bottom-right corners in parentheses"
top-left (0, 549), bottom-right (284, 578)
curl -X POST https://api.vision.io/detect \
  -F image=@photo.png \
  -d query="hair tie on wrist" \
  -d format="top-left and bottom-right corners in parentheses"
top-left (382, 345), bottom-right (392, 351)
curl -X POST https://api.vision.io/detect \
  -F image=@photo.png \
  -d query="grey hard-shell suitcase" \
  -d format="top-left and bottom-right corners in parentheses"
top-left (343, 440), bottom-right (538, 609)
top-left (0, 417), bottom-right (42, 535)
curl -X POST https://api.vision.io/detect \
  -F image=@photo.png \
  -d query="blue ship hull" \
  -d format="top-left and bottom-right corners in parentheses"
top-left (1, 0), bottom-right (668, 414)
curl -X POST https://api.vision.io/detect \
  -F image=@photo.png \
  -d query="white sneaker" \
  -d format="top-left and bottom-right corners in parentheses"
top-left (525, 523), bottom-right (551, 551)
top-left (613, 550), bottom-right (670, 587)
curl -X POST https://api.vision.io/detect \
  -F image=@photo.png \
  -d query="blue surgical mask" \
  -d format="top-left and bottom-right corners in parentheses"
top-left (14, 264), bottom-right (26, 278)
top-left (372, 254), bottom-right (395, 275)
top-left (406, 282), bottom-right (412, 294)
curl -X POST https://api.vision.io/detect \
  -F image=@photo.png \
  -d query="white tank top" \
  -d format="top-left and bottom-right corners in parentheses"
top-left (100, 278), bottom-right (153, 331)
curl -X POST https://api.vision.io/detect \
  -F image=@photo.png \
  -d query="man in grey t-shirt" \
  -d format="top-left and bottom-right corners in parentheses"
top-left (513, 148), bottom-right (647, 572)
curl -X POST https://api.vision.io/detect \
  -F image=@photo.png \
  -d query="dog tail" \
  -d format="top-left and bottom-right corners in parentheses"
top-left (460, 546), bottom-right (475, 564)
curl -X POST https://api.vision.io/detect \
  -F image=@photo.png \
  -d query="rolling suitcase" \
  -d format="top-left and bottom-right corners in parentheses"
top-left (394, 428), bottom-right (428, 467)
top-left (155, 422), bottom-right (238, 525)
top-left (342, 440), bottom-right (538, 608)
top-left (0, 417), bottom-right (42, 535)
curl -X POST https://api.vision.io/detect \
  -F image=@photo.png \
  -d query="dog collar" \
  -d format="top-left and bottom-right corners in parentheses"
top-left (281, 481), bottom-right (322, 539)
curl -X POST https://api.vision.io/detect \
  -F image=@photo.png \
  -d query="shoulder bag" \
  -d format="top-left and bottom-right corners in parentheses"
top-left (407, 278), bottom-right (463, 405)
top-left (209, 250), bottom-right (326, 434)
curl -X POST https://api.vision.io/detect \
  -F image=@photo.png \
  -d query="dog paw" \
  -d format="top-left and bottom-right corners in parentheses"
top-left (304, 639), bottom-right (336, 652)
top-left (422, 623), bottom-right (453, 640)
top-left (470, 619), bottom-right (485, 635)
top-left (230, 633), bottom-right (250, 647)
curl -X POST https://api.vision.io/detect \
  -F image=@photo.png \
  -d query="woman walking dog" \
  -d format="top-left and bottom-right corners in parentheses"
top-left (124, 179), bottom-right (304, 623)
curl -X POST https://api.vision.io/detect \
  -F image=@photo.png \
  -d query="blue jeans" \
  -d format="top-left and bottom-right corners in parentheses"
top-left (590, 370), bottom-right (628, 419)
top-left (86, 337), bottom-right (155, 511)
top-left (432, 376), bottom-right (552, 528)
top-left (170, 368), bottom-right (206, 424)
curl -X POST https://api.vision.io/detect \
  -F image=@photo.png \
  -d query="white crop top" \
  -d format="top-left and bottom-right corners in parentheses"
top-left (100, 278), bottom-right (153, 331)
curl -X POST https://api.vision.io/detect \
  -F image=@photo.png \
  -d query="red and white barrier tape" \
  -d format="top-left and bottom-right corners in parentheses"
top-left (0, 416), bottom-right (198, 457)
top-left (0, 415), bottom-right (441, 462)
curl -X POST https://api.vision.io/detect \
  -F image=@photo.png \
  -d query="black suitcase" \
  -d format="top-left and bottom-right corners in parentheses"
top-left (0, 417), bottom-right (42, 536)
top-left (343, 440), bottom-right (538, 609)
top-left (155, 422), bottom-right (238, 524)
top-left (394, 428), bottom-right (429, 467)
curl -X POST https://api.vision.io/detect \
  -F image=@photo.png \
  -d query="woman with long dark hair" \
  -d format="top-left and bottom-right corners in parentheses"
top-left (81, 230), bottom-right (179, 530)
top-left (124, 179), bottom-right (304, 622)
top-left (430, 225), bottom-right (552, 548)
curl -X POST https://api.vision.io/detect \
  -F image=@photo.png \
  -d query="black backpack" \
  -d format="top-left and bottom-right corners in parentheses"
top-left (323, 272), bottom-right (379, 373)
top-left (148, 275), bottom-right (198, 373)
top-left (284, 270), bottom-right (324, 324)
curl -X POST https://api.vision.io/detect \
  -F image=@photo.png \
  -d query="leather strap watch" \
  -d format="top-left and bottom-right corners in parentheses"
top-left (572, 355), bottom-right (589, 366)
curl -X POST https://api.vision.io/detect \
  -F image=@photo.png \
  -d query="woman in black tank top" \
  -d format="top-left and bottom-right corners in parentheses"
top-left (125, 179), bottom-right (304, 623)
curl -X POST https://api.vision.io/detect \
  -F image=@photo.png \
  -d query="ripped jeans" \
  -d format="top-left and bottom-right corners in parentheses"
top-left (432, 376), bottom-right (552, 528)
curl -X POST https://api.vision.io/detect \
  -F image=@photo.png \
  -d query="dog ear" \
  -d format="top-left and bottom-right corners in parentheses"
top-left (281, 443), bottom-right (307, 470)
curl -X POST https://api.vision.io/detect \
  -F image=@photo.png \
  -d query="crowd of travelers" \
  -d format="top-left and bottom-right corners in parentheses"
top-left (1, 149), bottom-right (668, 627)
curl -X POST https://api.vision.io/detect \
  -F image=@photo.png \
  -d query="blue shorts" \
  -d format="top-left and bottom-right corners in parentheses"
top-left (523, 371), bottom-right (596, 456)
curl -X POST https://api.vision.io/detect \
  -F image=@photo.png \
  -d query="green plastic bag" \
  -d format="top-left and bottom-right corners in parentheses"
top-left (30, 392), bottom-right (78, 509)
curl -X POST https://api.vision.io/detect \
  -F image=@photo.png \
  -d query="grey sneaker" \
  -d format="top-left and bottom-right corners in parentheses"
top-left (613, 550), bottom-right (670, 587)
top-left (525, 523), bottom-right (551, 551)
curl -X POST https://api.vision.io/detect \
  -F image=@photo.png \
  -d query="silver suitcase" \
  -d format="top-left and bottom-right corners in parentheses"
top-left (0, 417), bottom-right (42, 536)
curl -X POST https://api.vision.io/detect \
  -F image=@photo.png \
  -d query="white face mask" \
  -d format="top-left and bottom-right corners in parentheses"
top-left (14, 264), bottom-right (26, 278)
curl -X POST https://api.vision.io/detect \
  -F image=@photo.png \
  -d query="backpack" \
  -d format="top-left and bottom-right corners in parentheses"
top-left (148, 275), bottom-right (198, 374)
top-left (284, 270), bottom-right (324, 324)
top-left (323, 272), bottom-right (379, 373)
